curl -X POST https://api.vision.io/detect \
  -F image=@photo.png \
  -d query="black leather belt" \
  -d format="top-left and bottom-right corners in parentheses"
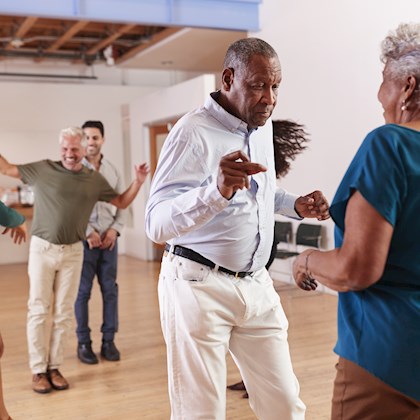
top-left (164, 244), bottom-right (254, 278)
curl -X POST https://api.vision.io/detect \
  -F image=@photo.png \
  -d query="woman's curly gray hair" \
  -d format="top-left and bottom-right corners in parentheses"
top-left (381, 22), bottom-right (420, 106)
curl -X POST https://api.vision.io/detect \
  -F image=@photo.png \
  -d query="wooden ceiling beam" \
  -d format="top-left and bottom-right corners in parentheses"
top-left (15, 16), bottom-right (38, 38)
top-left (46, 20), bottom-right (89, 52)
top-left (116, 27), bottom-right (182, 65)
top-left (5, 16), bottom-right (38, 50)
top-left (86, 23), bottom-right (136, 55)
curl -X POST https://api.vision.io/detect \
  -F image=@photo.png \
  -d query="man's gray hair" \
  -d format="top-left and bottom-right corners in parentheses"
top-left (223, 37), bottom-right (280, 76)
top-left (59, 127), bottom-right (87, 148)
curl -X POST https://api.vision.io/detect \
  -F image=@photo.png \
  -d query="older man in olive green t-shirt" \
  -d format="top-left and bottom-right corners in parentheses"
top-left (0, 127), bottom-right (149, 394)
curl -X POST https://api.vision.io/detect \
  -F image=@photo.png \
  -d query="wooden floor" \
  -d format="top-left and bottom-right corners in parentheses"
top-left (0, 257), bottom-right (338, 419)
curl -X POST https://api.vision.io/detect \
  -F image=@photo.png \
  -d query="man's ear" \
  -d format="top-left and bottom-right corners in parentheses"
top-left (222, 68), bottom-right (234, 91)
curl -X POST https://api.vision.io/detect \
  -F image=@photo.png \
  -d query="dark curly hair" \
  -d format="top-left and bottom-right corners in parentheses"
top-left (273, 119), bottom-right (309, 178)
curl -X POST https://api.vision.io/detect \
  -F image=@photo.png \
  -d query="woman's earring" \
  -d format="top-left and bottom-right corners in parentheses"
top-left (401, 100), bottom-right (407, 111)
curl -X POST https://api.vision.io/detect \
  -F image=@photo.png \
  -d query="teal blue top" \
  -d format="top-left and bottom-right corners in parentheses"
top-left (0, 200), bottom-right (25, 227)
top-left (330, 124), bottom-right (420, 401)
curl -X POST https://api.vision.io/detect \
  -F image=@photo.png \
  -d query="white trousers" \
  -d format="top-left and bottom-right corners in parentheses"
top-left (158, 254), bottom-right (306, 420)
top-left (27, 236), bottom-right (83, 373)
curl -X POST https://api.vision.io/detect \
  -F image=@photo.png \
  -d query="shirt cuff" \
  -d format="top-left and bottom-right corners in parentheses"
top-left (86, 226), bottom-right (95, 237)
top-left (278, 192), bottom-right (303, 219)
top-left (205, 181), bottom-right (230, 211)
top-left (110, 224), bottom-right (123, 236)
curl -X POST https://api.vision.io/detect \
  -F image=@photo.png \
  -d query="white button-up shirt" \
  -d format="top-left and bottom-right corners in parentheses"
top-left (83, 156), bottom-right (126, 237)
top-left (145, 92), bottom-right (299, 272)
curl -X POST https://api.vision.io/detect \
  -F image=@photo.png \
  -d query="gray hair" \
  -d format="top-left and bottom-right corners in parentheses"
top-left (381, 22), bottom-right (420, 107)
top-left (223, 37), bottom-right (280, 76)
top-left (58, 126), bottom-right (87, 148)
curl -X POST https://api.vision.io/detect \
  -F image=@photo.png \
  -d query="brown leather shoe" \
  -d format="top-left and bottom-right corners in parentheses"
top-left (47, 369), bottom-right (69, 390)
top-left (32, 373), bottom-right (52, 394)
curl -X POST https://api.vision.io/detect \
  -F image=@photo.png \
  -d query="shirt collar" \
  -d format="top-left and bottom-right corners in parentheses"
top-left (206, 91), bottom-right (254, 135)
top-left (82, 154), bottom-right (103, 171)
top-left (82, 157), bottom-right (94, 170)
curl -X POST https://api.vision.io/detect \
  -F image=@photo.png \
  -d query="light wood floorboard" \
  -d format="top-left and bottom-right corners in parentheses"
top-left (0, 257), bottom-right (338, 419)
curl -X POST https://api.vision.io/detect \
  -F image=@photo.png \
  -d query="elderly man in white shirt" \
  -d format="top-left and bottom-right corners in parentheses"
top-left (145, 38), bottom-right (329, 420)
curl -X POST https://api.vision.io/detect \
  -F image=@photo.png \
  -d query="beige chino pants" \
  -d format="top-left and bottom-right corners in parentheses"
top-left (27, 236), bottom-right (83, 373)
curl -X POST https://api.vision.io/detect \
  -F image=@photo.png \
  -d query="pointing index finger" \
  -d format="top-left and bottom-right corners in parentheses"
top-left (221, 150), bottom-right (267, 175)
top-left (241, 162), bottom-right (267, 175)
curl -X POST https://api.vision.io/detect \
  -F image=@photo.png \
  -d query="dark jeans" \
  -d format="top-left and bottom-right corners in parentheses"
top-left (75, 240), bottom-right (118, 343)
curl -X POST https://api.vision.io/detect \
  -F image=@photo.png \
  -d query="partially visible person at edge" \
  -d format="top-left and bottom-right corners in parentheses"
top-left (228, 119), bottom-right (310, 399)
top-left (0, 127), bottom-right (149, 395)
top-left (0, 202), bottom-right (27, 420)
top-left (293, 22), bottom-right (420, 419)
top-left (75, 121), bottom-right (126, 365)
top-left (145, 37), bottom-right (329, 420)
top-left (0, 201), bottom-right (27, 245)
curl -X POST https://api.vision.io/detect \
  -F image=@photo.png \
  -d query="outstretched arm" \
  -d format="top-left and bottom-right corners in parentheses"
top-left (0, 155), bottom-right (21, 179)
top-left (2, 223), bottom-right (27, 244)
top-left (110, 163), bottom-right (150, 209)
top-left (0, 201), bottom-right (27, 244)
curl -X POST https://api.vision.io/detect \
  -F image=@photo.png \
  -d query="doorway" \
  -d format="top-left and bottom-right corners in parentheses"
top-left (148, 121), bottom-right (177, 260)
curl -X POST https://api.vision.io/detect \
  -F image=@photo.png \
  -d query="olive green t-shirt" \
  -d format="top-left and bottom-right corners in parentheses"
top-left (18, 160), bottom-right (118, 244)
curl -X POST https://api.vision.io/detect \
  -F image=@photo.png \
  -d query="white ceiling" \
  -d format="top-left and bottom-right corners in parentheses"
top-left (120, 27), bottom-right (247, 73)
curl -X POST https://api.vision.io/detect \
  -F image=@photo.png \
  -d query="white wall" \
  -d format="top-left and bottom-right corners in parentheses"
top-left (124, 74), bottom-right (216, 260)
top-left (253, 0), bottom-right (420, 249)
top-left (0, 81), bottom-right (158, 263)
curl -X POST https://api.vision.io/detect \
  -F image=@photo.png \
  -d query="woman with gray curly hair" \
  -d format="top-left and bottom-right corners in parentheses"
top-left (293, 22), bottom-right (420, 418)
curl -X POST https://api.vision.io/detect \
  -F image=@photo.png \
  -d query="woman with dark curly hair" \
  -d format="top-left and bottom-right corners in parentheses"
top-left (272, 119), bottom-right (309, 178)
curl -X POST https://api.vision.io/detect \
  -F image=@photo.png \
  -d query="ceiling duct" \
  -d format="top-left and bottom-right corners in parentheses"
top-left (0, 72), bottom-right (98, 80)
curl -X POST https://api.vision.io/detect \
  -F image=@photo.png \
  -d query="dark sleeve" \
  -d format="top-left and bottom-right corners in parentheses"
top-left (0, 201), bottom-right (25, 227)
